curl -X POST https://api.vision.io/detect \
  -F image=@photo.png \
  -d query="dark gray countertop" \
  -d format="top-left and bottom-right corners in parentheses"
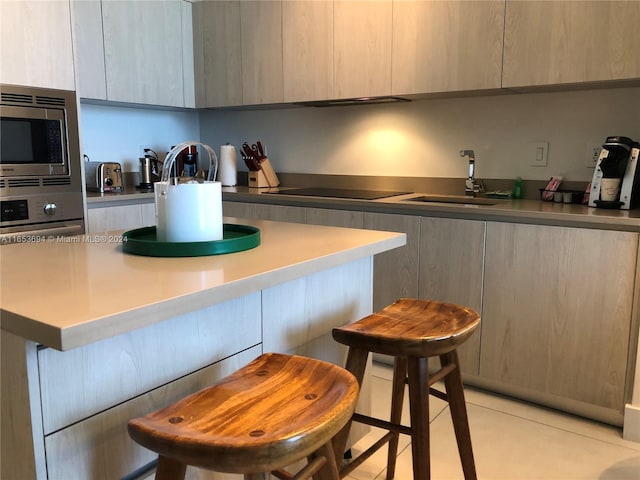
top-left (87, 185), bottom-right (640, 232)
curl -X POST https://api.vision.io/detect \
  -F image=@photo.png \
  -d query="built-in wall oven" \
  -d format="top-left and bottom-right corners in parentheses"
top-left (1, 84), bottom-right (85, 243)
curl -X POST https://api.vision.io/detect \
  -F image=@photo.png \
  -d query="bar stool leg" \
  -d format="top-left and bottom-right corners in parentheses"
top-left (332, 346), bottom-right (370, 467)
top-left (310, 441), bottom-right (342, 480)
top-left (407, 356), bottom-right (430, 480)
top-left (386, 356), bottom-right (408, 480)
top-left (440, 351), bottom-right (477, 480)
top-left (156, 456), bottom-right (186, 480)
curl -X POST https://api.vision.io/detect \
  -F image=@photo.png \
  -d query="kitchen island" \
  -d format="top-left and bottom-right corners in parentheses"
top-left (1, 218), bottom-right (405, 480)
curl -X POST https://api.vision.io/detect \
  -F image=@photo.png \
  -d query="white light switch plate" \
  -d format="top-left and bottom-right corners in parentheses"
top-left (528, 142), bottom-right (549, 167)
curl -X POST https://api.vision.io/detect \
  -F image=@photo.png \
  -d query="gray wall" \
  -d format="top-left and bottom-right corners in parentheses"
top-left (199, 87), bottom-right (640, 182)
top-left (78, 86), bottom-right (640, 184)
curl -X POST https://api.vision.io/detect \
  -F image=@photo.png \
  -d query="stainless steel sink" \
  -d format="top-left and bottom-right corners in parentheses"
top-left (403, 195), bottom-right (496, 206)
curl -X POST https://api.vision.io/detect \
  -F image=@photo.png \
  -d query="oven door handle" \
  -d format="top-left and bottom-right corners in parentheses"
top-left (1, 224), bottom-right (84, 244)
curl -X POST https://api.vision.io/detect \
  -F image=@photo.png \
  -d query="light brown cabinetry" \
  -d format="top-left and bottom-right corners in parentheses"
top-left (502, 0), bottom-right (640, 88)
top-left (222, 201), bottom-right (306, 224)
top-left (73, 0), bottom-right (193, 107)
top-left (363, 213), bottom-right (420, 312)
top-left (481, 222), bottom-right (638, 414)
top-left (0, 1), bottom-right (75, 90)
top-left (86, 202), bottom-right (155, 234)
top-left (334, 0), bottom-right (393, 99)
top-left (282, 1), bottom-right (334, 102)
top-left (241, 1), bottom-right (284, 105)
top-left (305, 208), bottom-right (364, 228)
top-left (419, 217), bottom-right (486, 375)
top-left (392, 0), bottom-right (504, 95)
top-left (71, 0), bottom-right (106, 99)
top-left (196, 0), bottom-right (243, 107)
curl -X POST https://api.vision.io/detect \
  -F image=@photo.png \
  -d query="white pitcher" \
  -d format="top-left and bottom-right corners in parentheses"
top-left (155, 141), bottom-right (223, 243)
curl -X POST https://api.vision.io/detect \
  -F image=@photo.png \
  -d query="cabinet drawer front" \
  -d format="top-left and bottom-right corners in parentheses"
top-left (45, 346), bottom-right (261, 480)
top-left (39, 293), bottom-right (261, 434)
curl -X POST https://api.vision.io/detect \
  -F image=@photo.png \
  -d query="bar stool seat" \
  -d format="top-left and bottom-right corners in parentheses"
top-left (128, 352), bottom-right (359, 480)
top-left (332, 298), bottom-right (480, 480)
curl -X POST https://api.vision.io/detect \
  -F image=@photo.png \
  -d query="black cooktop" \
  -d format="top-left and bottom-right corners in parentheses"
top-left (269, 187), bottom-right (411, 200)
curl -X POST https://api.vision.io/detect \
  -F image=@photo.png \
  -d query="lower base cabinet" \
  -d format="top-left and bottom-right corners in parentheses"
top-left (211, 200), bottom-right (640, 424)
top-left (87, 202), bottom-right (156, 234)
top-left (363, 212), bottom-right (420, 311)
top-left (480, 222), bottom-right (638, 419)
top-left (419, 217), bottom-right (485, 375)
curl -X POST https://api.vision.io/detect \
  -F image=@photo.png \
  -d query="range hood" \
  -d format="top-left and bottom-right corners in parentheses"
top-left (296, 96), bottom-right (411, 107)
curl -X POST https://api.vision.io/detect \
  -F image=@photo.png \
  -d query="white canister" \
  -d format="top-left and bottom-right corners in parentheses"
top-left (218, 144), bottom-right (238, 187)
top-left (155, 181), bottom-right (223, 243)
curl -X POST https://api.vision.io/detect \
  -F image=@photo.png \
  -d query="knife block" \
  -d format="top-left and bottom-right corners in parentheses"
top-left (249, 158), bottom-right (280, 188)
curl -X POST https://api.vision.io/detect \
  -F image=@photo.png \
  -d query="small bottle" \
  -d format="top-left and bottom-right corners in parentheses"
top-left (183, 146), bottom-right (198, 177)
top-left (513, 177), bottom-right (523, 199)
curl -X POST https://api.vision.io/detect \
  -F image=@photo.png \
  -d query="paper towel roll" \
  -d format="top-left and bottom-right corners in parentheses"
top-left (218, 144), bottom-right (237, 187)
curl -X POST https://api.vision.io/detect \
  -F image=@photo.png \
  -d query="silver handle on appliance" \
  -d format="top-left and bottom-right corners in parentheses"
top-left (0, 224), bottom-right (84, 244)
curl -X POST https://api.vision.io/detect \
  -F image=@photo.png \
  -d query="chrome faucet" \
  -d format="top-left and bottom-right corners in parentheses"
top-left (460, 149), bottom-right (482, 196)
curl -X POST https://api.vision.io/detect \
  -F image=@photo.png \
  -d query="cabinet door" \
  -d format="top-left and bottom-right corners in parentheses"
top-left (240, 1), bottom-right (284, 105)
top-left (223, 202), bottom-right (306, 224)
top-left (334, 0), bottom-right (392, 99)
top-left (71, 0), bottom-right (107, 99)
top-left (200, 0), bottom-right (243, 107)
top-left (503, 1), bottom-right (640, 87)
top-left (87, 204), bottom-right (150, 234)
top-left (481, 222), bottom-right (637, 411)
top-left (392, 0), bottom-right (504, 95)
top-left (283, 1), bottom-right (334, 102)
top-left (305, 208), bottom-right (364, 228)
top-left (363, 213), bottom-right (419, 312)
top-left (419, 217), bottom-right (485, 375)
top-left (102, 1), bottom-right (185, 107)
top-left (0, 1), bottom-right (75, 90)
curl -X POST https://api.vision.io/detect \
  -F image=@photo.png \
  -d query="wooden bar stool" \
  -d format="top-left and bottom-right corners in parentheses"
top-left (128, 352), bottom-right (359, 480)
top-left (331, 298), bottom-right (480, 480)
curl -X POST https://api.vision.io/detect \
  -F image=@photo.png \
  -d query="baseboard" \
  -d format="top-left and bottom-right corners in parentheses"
top-left (623, 403), bottom-right (640, 442)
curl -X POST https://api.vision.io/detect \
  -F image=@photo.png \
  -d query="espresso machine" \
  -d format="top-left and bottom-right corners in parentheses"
top-left (588, 136), bottom-right (640, 209)
top-left (137, 149), bottom-right (161, 190)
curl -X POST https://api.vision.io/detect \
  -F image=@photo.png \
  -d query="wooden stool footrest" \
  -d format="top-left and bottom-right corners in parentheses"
top-left (272, 454), bottom-right (329, 480)
top-left (352, 413), bottom-right (412, 436)
top-left (340, 431), bottom-right (395, 477)
top-left (429, 387), bottom-right (448, 402)
top-left (428, 362), bottom-right (457, 386)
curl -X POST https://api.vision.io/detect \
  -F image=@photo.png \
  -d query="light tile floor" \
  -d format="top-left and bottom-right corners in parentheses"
top-left (344, 362), bottom-right (640, 480)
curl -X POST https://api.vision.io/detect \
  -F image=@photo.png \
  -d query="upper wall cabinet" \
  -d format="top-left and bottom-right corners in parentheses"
top-left (334, 0), bottom-right (393, 99)
top-left (73, 0), bottom-right (194, 108)
top-left (392, 1), bottom-right (505, 95)
top-left (0, 1), bottom-right (75, 90)
top-left (197, 0), bottom-right (282, 107)
top-left (283, 1), bottom-right (334, 103)
top-left (240, 1), bottom-right (284, 105)
top-left (196, 1), bottom-right (243, 107)
top-left (72, 0), bottom-right (107, 99)
top-left (503, 0), bottom-right (640, 88)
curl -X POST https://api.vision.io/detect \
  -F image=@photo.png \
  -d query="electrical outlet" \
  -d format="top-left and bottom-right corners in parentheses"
top-left (585, 142), bottom-right (602, 168)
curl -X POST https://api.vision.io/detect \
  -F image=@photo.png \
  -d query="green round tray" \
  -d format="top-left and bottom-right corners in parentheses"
top-left (122, 224), bottom-right (260, 257)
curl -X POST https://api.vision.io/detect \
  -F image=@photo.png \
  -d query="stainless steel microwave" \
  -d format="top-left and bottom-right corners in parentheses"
top-left (1, 84), bottom-right (75, 178)
top-left (0, 84), bottom-right (85, 242)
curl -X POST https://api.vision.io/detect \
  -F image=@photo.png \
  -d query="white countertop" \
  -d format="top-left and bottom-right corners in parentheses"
top-left (0, 218), bottom-right (405, 351)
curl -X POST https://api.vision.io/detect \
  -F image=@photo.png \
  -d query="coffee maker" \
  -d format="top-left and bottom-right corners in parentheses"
top-left (588, 136), bottom-right (640, 209)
